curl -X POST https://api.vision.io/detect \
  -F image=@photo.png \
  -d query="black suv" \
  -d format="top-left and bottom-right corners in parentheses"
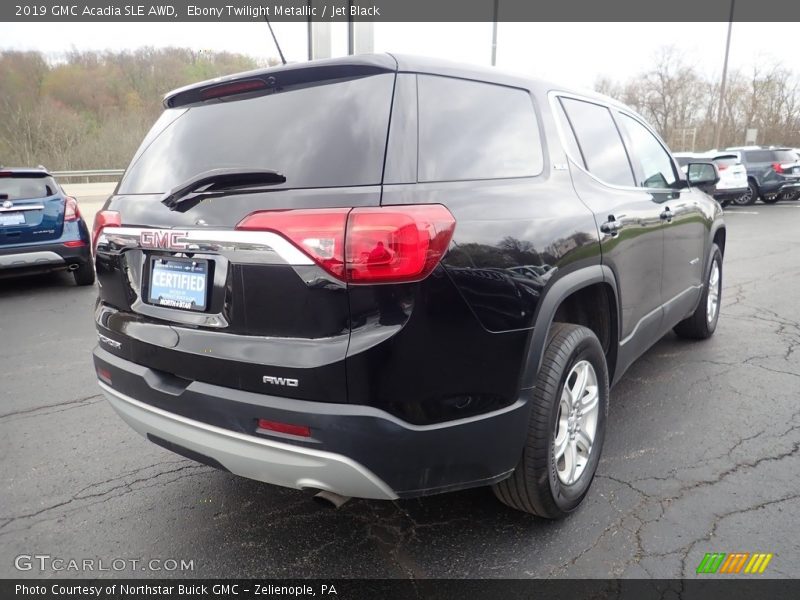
top-left (92, 55), bottom-right (725, 518)
top-left (725, 146), bottom-right (800, 204)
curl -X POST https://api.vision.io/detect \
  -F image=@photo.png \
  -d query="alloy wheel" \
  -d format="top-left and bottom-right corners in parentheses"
top-left (553, 360), bottom-right (599, 486)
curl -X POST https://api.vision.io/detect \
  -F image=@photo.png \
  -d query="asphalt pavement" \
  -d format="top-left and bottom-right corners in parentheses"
top-left (1, 202), bottom-right (799, 579)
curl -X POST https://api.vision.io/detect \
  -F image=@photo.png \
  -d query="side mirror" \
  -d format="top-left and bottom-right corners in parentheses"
top-left (686, 162), bottom-right (720, 187)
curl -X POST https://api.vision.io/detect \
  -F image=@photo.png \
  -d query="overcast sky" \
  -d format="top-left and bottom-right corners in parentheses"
top-left (1, 22), bottom-right (797, 89)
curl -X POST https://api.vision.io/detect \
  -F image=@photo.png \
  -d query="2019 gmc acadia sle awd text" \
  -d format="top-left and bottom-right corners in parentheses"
top-left (92, 54), bottom-right (725, 518)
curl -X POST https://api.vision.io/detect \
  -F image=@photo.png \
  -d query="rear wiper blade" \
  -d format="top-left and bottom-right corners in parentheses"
top-left (161, 168), bottom-right (286, 211)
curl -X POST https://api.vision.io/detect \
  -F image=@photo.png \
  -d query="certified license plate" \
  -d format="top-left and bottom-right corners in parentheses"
top-left (0, 212), bottom-right (25, 226)
top-left (793, 167), bottom-right (800, 175)
top-left (148, 257), bottom-right (209, 311)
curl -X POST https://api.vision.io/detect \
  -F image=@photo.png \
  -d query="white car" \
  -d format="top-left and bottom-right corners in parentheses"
top-left (674, 152), bottom-right (748, 207)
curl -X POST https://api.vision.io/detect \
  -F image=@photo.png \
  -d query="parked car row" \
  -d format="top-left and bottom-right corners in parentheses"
top-left (674, 146), bottom-right (800, 206)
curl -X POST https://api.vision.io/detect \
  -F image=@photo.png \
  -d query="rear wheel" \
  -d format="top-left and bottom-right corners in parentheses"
top-left (493, 323), bottom-right (608, 518)
top-left (761, 194), bottom-right (779, 204)
top-left (733, 180), bottom-right (759, 205)
top-left (72, 263), bottom-right (96, 286)
top-left (674, 244), bottom-right (722, 340)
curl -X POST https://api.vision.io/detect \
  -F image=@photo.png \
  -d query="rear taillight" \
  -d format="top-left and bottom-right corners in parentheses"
top-left (717, 164), bottom-right (728, 171)
top-left (64, 196), bottom-right (80, 221)
top-left (92, 210), bottom-right (121, 251)
top-left (772, 162), bottom-right (785, 174)
top-left (236, 205), bottom-right (456, 284)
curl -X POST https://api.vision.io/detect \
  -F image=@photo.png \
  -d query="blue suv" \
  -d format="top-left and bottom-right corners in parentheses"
top-left (0, 167), bottom-right (94, 285)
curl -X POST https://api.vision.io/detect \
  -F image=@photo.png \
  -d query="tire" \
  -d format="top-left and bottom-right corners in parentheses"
top-left (493, 323), bottom-right (609, 518)
top-left (72, 262), bottom-right (96, 286)
top-left (733, 180), bottom-right (759, 205)
top-left (761, 194), bottom-right (779, 204)
top-left (673, 244), bottom-right (722, 340)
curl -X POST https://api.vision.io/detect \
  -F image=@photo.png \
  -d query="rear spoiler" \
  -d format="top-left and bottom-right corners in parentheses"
top-left (0, 169), bottom-right (51, 178)
top-left (164, 54), bottom-right (397, 109)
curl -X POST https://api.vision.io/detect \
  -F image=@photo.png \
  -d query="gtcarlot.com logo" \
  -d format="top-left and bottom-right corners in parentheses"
top-left (696, 552), bottom-right (773, 574)
top-left (14, 554), bottom-right (195, 572)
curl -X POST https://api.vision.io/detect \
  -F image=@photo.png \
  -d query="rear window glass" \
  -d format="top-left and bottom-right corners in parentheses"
top-left (0, 176), bottom-right (57, 200)
top-left (772, 150), bottom-right (798, 163)
top-left (713, 156), bottom-right (739, 168)
top-left (118, 74), bottom-right (395, 194)
top-left (417, 75), bottom-right (543, 182)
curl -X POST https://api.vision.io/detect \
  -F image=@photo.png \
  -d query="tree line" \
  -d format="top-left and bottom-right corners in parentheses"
top-left (0, 48), bottom-right (271, 171)
top-left (595, 46), bottom-right (800, 152)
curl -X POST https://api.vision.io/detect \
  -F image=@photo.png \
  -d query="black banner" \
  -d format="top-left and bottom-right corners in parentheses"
top-left (3, 0), bottom-right (800, 22)
top-left (4, 579), bottom-right (800, 600)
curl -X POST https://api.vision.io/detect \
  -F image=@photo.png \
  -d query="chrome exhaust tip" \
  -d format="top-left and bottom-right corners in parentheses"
top-left (312, 490), bottom-right (352, 509)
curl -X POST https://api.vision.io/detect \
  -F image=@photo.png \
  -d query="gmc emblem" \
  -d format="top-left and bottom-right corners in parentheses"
top-left (140, 230), bottom-right (188, 250)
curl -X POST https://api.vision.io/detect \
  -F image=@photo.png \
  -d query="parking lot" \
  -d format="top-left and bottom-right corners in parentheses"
top-left (1, 199), bottom-right (799, 579)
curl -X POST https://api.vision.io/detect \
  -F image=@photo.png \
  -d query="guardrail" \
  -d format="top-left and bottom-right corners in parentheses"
top-left (52, 169), bottom-right (125, 182)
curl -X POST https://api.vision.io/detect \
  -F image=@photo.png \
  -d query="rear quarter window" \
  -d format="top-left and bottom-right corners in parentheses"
top-left (417, 75), bottom-right (543, 182)
top-left (744, 150), bottom-right (773, 163)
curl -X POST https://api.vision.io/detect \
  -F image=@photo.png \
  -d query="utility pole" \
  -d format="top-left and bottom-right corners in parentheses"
top-left (713, 0), bottom-right (735, 150)
top-left (491, 0), bottom-right (499, 66)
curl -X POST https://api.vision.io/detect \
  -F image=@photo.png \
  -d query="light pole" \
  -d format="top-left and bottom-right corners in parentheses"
top-left (491, 0), bottom-right (499, 66)
top-left (713, 0), bottom-right (735, 150)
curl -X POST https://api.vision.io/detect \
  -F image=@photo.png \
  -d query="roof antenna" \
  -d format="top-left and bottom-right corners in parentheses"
top-left (264, 17), bottom-right (287, 65)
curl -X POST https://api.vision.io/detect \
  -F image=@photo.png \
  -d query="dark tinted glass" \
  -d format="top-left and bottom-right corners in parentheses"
top-left (0, 176), bottom-right (57, 200)
top-left (118, 74), bottom-right (395, 194)
top-left (618, 113), bottom-right (677, 189)
top-left (560, 98), bottom-right (634, 187)
top-left (744, 150), bottom-right (772, 163)
top-left (417, 75), bottom-right (543, 182)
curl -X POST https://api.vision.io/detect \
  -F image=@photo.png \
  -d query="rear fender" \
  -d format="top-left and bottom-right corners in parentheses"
top-left (519, 265), bottom-right (619, 390)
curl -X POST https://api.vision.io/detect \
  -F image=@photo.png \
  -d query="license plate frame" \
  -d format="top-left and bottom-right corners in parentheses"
top-left (146, 256), bottom-right (210, 312)
top-left (0, 212), bottom-right (25, 226)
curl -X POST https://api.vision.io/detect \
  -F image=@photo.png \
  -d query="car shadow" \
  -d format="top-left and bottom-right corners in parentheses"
top-left (0, 271), bottom-right (83, 299)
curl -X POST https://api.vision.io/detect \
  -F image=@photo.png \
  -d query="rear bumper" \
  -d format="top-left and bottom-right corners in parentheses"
top-left (760, 179), bottom-right (800, 196)
top-left (93, 347), bottom-right (529, 499)
top-left (713, 186), bottom-right (747, 200)
top-left (0, 230), bottom-right (91, 274)
top-left (100, 381), bottom-right (399, 500)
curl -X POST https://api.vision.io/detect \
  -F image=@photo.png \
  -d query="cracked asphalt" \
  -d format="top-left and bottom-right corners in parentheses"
top-left (1, 203), bottom-right (799, 579)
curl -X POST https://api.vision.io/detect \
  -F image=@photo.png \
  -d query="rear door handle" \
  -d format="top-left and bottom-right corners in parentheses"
top-left (660, 207), bottom-right (673, 222)
top-left (600, 215), bottom-right (622, 234)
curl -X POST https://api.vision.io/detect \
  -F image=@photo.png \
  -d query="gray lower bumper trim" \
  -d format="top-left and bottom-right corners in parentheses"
top-left (99, 382), bottom-right (398, 500)
top-left (0, 251), bottom-right (65, 268)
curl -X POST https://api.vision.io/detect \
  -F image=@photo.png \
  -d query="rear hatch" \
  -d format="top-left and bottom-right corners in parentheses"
top-left (0, 172), bottom-right (64, 246)
top-left (770, 149), bottom-right (800, 178)
top-left (712, 154), bottom-right (747, 190)
top-left (95, 57), bottom-right (397, 403)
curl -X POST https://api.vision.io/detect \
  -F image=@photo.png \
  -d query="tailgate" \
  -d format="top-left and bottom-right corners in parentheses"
top-left (95, 64), bottom-right (396, 403)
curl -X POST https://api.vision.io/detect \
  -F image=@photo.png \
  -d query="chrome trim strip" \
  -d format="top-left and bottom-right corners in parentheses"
top-left (98, 226), bottom-right (313, 266)
top-left (0, 204), bottom-right (44, 212)
top-left (547, 90), bottom-right (680, 195)
top-left (99, 381), bottom-right (399, 500)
